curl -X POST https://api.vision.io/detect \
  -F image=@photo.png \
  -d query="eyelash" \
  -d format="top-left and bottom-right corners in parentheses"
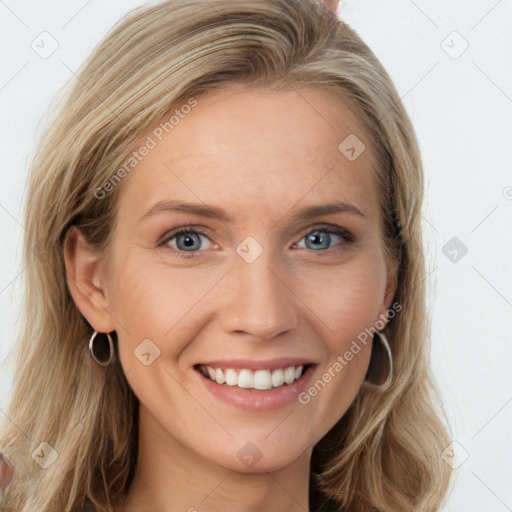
top-left (158, 224), bottom-right (354, 260)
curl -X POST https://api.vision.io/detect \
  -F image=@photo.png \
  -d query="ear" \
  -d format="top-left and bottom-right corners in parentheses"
top-left (379, 255), bottom-right (400, 322)
top-left (63, 226), bottom-right (115, 333)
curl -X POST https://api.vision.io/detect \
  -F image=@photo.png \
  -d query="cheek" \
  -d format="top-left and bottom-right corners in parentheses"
top-left (318, 268), bottom-right (378, 375)
top-left (297, 257), bottom-right (383, 406)
top-left (297, 271), bottom-right (378, 433)
top-left (106, 254), bottom-right (224, 357)
top-left (297, 254), bottom-right (386, 330)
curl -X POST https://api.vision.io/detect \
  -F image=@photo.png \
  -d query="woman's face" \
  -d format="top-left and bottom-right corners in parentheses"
top-left (94, 86), bottom-right (397, 472)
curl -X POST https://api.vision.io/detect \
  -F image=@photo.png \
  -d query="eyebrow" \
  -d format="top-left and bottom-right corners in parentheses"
top-left (139, 199), bottom-right (366, 224)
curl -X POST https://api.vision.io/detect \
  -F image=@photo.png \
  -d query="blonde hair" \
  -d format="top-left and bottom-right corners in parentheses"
top-left (0, 0), bottom-right (453, 510)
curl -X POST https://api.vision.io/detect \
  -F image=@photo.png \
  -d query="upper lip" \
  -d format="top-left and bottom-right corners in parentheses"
top-left (195, 358), bottom-right (317, 371)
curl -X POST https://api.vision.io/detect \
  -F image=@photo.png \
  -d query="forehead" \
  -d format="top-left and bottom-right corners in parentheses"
top-left (117, 86), bottom-right (380, 227)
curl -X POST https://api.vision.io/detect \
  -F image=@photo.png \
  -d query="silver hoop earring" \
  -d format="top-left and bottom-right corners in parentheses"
top-left (88, 330), bottom-right (115, 367)
top-left (363, 331), bottom-right (393, 391)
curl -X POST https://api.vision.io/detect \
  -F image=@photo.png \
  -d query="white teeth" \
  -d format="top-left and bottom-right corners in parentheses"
top-left (215, 368), bottom-right (225, 384)
top-left (253, 369), bottom-right (272, 390)
top-left (284, 366), bottom-right (295, 384)
top-left (201, 364), bottom-right (307, 389)
top-left (225, 368), bottom-right (238, 386)
top-left (271, 368), bottom-right (284, 387)
top-left (237, 369), bottom-right (254, 388)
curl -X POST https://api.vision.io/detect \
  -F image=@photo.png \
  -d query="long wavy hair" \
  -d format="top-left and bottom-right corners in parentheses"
top-left (0, 0), bottom-right (453, 510)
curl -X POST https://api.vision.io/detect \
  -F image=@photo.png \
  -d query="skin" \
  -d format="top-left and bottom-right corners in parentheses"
top-left (65, 85), bottom-right (398, 512)
top-left (320, 0), bottom-right (341, 16)
top-left (0, 453), bottom-right (16, 499)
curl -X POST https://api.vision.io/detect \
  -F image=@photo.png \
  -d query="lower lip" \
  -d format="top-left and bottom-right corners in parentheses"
top-left (195, 365), bottom-right (317, 412)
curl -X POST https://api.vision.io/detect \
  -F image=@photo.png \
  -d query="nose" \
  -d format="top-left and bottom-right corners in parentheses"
top-left (219, 247), bottom-right (298, 340)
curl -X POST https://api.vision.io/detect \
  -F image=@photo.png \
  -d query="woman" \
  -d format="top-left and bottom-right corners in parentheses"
top-left (0, 0), bottom-right (453, 510)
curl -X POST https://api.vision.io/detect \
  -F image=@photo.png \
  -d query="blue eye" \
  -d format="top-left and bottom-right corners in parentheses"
top-left (294, 226), bottom-right (353, 251)
top-left (174, 231), bottom-right (205, 251)
top-left (159, 227), bottom-right (214, 259)
top-left (159, 224), bottom-right (353, 260)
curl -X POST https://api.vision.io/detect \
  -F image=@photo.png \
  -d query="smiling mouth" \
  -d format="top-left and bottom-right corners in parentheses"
top-left (194, 363), bottom-right (314, 390)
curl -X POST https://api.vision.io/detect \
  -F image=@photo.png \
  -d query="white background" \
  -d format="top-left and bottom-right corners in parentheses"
top-left (1, 1), bottom-right (511, 510)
